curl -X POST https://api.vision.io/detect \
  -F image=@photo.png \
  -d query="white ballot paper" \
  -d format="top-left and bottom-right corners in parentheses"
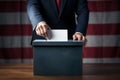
top-left (34, 29), bottom-right (68, 42)
top-left (47, 29), bottom-right (68, 41)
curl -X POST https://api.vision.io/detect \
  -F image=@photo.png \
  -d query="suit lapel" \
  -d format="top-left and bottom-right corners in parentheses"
top-left (49, 0), bottom-right (59, 16)
top-left (49, 0), bottom-right (67, 17)
top-left (59, 0), bottom-right (67, 17)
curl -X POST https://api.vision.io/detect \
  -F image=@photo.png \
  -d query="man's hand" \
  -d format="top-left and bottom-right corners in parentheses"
top-left (73, 32), bottom-right (87, 44)
top-left (35, 21), bottom-right (50, 39)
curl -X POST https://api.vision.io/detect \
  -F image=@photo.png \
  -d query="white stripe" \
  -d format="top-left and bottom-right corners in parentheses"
top-left (0, 35), bottom-right (120, 48)
top-left (0, 12), bottom-right (120, 25)
top-left (0, 36), bottom-right (32, 48)
top-left (83, 58), bottom-right (120, 63)
top-left (0, 12), bottom-right (30, 25)
top-left (0, 59), bottom-right (33, 63)
top-left (89, 12), bottom-right (120, 24)
top-left (0, 58), bottom-right (119, 63)
top-left (86, 35), bottom-right (120, 47)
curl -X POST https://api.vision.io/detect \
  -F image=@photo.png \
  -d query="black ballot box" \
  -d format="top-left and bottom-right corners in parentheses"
top-left (32, 40), bottom-right (83, 75)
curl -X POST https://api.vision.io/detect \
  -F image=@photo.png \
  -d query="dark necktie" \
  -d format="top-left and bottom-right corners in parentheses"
top-left (56, 0), bottom-right (61, 10)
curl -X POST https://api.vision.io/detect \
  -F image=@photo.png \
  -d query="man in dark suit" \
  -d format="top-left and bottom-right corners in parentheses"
top-left (27, 0), bottom-right (89, 42)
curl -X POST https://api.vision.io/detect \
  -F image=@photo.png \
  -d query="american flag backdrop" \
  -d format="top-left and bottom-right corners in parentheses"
top-left (0, 0), bottom-right (120, 63)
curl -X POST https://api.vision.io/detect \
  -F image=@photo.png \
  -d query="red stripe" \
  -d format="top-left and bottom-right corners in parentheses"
top-left (87, 24), bottom-right (120, 35)
top-left (0, 1), bottom-right (120, 12)
top-left (0, 1), bottom-right (26, 12)
top-left (0, 25), bottom-right (32, 36)
top-left (88, 1), bottom-right (120, 12)
top-left (0, 24), bottom-right (119, 36)
top-left (0, 48), bottom-right (33, 59)
top-left (83, 47), bottom-right (120, 58)
top-left (0, 47), bottom-right (120, 59)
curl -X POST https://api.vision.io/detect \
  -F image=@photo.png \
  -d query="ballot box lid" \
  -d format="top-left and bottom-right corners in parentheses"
top-left (32, 40), bottom-right (83, 47)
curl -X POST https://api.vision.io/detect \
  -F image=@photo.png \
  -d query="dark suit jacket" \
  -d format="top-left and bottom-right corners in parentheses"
top-left (27, 0), bottom-right (89, 40)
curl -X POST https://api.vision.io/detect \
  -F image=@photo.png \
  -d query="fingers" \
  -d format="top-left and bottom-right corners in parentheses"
top-left (42, 25), bottom-right (49, 39)
top-left (77, 35), bottom-right (82, 41)
top-left (73, 32), bottom-right (87, 42)
top-left (36, 26), bottom-right (41, 35)
top-left (73, 34), bottom-right (82, 41)
top-left (44, 33), bottom-right (49, 39)
top-left (73, 33), bottom-right (87, 46)
top-left (35, 21), bottom-right (50, 39)
top-left (82, 35), bottom-right (85, 41)
top-left (73, 32), bottom-right (82, 40)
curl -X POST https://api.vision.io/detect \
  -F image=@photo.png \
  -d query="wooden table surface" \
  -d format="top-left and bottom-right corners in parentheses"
top-left (0, 64), bottom-right (120, 80)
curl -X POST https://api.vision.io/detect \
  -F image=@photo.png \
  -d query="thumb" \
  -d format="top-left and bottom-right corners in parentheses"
top-left (73, 35), bottom-right (77, 40)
